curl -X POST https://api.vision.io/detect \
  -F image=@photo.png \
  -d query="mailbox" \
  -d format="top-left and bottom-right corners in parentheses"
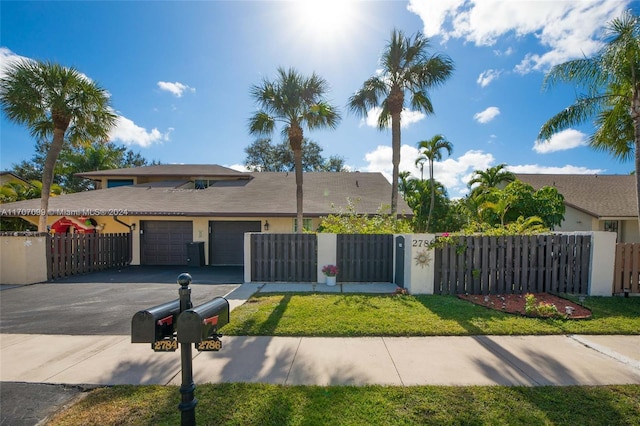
top-left (131, 299), bottom-right (180, 351)
top-left (177, 297), bottom-right (229, 351)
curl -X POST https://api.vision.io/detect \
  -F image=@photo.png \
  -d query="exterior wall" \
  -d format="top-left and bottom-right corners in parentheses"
top-left (620, 219), bottom-right (640, 243)
top-left (556, 206), bottom-right (595, 232)
top-left (589, 231), bottom-right (617, 296)
top-left (0, 235), bottom-right (48, 285)
top-left (317, 233), bottom-right (337, 284)
top-left (400, 234), bottom-right (436, 295)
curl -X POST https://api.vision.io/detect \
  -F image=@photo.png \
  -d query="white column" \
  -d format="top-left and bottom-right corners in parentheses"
top-left (589, 231), bottom-right (617, 296)
top-left (403, 234), bottom-right (436, 294)
top-left (317, 233), bottom-right (337, 284)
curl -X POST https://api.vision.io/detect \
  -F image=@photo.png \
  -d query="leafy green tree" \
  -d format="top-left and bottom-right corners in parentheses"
top-left (468, 163), bottom-right (515, 197)
top-left (416, 135), bottom-right (453, 232)
top-left (0, 60), bottom-right (116, 231)
top-left (11, 140), bottom-right (154, 193)
top-left (539, 10), bottom-right (640, 229)
top-left (400, 173), bottom-right (462, 233)
top-left (474, 180), bottom-right (565, 229)
top-left (244, 138), bottom-right (346, 172)
top-left (249, 67), bottom-right (341, 232)
top-left (317, 199), bottom-right (412, 234)
top-left (348, 29), bottom-right (454, 216)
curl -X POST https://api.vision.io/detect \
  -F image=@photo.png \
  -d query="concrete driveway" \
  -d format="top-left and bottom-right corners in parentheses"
top-left (0, 266), bottom-right (242, 335)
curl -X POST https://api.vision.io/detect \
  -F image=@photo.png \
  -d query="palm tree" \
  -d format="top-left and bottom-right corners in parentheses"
top-left (538, 10), bottom-right (640, 229)
top-left (417, 134), bottom-right (453, 232)
top-left (348, 29), bottom-right (454, 216)
top-left (0, 60), bottom-right (116, 231)
top-left (249, 67), bottom-right (340, 233)
top-left (468, 163), bottom-right (515, 197)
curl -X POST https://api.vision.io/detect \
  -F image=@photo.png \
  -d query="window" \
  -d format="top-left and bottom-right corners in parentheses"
top-left (107, 179), bottom-right (134, 188)
top-left (293, 218), bottom-right (313, 232)
top-left (604, 220), bottom-right (619, 233)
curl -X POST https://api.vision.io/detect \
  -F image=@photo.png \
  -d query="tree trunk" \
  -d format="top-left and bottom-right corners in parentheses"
top-left (289, 125), bottom-right (304, 234)
top-left (38, 127), bottom-right (66, 232)
top-left (390, 112), bottom-right (401, 217)
top-left (632, 86), bottom-right (640, 235)
top-left (428, 161), bottom-right (435, 232)
top-left (294, 147), bottom-right (304, 234)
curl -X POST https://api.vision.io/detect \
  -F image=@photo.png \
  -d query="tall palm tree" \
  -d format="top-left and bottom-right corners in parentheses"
top-left (348, 29), bottom-right (454, 216)
top-left (417, 134), bottom-right (453, 232)
top-left (0, 60), bottom-right (116, 231)
top-left (249, 67), bottom-right (340, 233)
top-left (539, 10), bottom-right (640, 229)
top-left (468, 163), bottom-right (515, 197)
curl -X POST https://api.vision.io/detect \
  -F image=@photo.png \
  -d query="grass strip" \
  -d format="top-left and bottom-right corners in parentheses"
top-left (221, 294), bottom-right (640, 336)
top-left (48, 383), bottom-right (640, 426)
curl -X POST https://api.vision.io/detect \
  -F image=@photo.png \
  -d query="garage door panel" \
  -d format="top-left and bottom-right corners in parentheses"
top-left (210, 221), bottom-right (261, 266)
top-left (141, 221), bottom-right (192, 265)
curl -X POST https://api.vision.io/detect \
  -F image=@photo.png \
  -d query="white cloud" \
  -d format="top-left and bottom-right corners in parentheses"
top-left (533, 128), bottom-right (587, 153)
top-left (477, 69), bottom-right (501, 87)
top-left (407, 0), bottom-right (629, 73)
top-left (0, 47), bottom-right (28, 79)
top-left (364, 145), bottom-right (495, 198)
top-left (109, 116), bottom-right (171, 147)
top-left (473, 106), bottom-right (500, 124)
top-left (157, 81), bottom-right (195, 97)
top-left (362, 106), bottom-right (426, 129)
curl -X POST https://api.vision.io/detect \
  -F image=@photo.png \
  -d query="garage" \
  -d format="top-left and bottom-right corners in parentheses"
top-left (141, 221), bottom-right (193, 265)
top-left (209, 221), bottom-right (261, 266)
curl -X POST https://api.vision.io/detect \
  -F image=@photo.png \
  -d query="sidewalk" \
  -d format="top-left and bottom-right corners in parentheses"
top-left (1, 283), bottom-right (639, 425)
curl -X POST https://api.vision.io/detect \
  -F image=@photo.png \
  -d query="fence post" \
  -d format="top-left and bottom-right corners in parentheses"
top-left (317, 233), bottom-right (337, 284)
top-left (589, 231), bottom-right (617, 296)
top-left (403, 234), bottom-right (436, 294)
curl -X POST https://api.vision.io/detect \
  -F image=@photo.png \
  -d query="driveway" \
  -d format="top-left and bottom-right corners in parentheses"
top-left (0, 266), bottom-right (242, 335)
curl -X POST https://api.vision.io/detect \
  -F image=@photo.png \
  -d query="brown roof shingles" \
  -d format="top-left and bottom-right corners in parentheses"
top-left (515, 174), bottom-right (636, 218)
top-left (1, 172), bottom-right (411, 217)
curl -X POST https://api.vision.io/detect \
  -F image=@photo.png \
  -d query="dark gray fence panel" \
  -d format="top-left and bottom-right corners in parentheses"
top-left (434, 234), bottom-right (592, 295)
top-left (337, 234), bottom-right (393, 282)
top-left (251, 234), bottom-right (317, 282)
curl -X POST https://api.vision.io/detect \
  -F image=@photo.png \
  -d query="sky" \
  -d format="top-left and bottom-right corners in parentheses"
top-left (1, 0), bottom-right (638, 199)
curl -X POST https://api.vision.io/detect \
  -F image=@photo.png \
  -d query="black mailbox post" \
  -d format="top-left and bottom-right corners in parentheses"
top-left (131, 273), bottom-right (228, 426)
top-left (178, 297), bottom-right (229, 351)
top-left (131, 300), bottom-right (180, 351)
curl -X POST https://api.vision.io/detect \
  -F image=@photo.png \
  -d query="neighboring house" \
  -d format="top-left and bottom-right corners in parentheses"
top-left (0, 171), bottom-right (31, 187)
top-left (0, 164), bottom-right (411, 266)
top-left (515, 174), bottom-right (639, 243)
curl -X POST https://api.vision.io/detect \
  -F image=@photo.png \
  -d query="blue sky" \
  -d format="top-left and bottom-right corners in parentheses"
top-left (1, 0), bottom-right (637, 198)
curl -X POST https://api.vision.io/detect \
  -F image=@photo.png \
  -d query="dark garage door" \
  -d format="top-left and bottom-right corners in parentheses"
top-left (210, 221), bottom-right (261, 266)
top-left (141, 221), bottom-right (193, 265)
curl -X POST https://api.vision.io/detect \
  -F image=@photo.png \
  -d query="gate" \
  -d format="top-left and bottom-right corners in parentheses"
top-left (48, 233), bottom-right (131, 280)
top-left (251, 234), bottom-right (317, 282)
top-left (434, 234), bottom-right (592, 295)
top-left (613, 243), bottom-right (640, 294)
top-left (336, 234), bottom-right (393, 282)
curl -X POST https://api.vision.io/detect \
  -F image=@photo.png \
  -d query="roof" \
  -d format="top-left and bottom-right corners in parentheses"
top-left (1, 171), bottom-right (412, 217)
top-left (76, 164), bottom-right (250, 179)
top-left (0, 171), bottom-right (30, 185)
top-left (515, 174), bottom-right (637, 218)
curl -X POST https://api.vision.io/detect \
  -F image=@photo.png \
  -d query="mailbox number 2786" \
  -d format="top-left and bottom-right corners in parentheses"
top-left (196, 339), bottom-right (222, 351)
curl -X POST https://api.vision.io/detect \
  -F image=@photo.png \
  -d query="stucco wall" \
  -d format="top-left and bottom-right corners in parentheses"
top-left (0, 235), bottom-right (48, 285)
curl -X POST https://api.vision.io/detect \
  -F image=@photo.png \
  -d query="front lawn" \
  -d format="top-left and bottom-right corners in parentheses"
top-left (48, 383), bottom-right (640, 426)
top-left (221, 294), bottom-right (640, 336)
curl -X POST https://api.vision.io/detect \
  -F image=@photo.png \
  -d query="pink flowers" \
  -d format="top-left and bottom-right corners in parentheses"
top-left (322, 264), bottom-right (339, 277)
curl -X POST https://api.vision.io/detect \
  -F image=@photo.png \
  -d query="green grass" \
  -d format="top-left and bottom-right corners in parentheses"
top-left (49, 383), bottom-right (640, 425)
top-left (221, 294), bottom-right (640, 336)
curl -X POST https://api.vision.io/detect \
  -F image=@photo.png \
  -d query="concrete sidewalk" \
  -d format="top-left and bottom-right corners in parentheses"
top-left (1, 333), bottom-right (639, 387)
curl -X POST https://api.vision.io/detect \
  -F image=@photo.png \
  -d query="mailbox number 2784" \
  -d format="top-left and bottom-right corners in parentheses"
top-left (153, 339), bottom-right (178, 352)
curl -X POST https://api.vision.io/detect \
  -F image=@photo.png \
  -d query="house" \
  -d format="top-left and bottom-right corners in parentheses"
top-left (515, 174), bottom-right (639, 243)
top-left (0, 171), bottom-right (31, 187)
top-left (0, 164), bottom-right (412, 266)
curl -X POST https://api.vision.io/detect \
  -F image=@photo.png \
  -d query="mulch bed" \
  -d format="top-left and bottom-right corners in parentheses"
top-left (457, 293), bottom-right (592, 319)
